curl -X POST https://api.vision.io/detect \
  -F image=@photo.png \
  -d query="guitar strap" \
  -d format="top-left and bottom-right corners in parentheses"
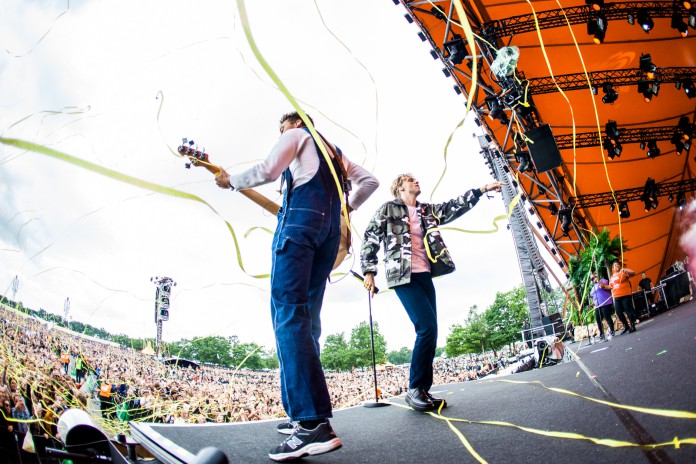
top-left (316, 132), bottom-right (351, 210)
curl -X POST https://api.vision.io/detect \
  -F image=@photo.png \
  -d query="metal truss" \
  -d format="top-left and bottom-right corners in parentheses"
top-left (569, 178), bottom-right (696, 208)
top-left (527, 67), bottom-right (696, 94)
top-left (554, 124), bottom-right (695, 150)
top-left (479, 1), bottom-right (690, 42)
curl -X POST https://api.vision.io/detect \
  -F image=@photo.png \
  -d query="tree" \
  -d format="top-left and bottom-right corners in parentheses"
top-left (483, 286), bottom-right (528, 351)
top-left (321, 333), bottom-right (350, 371)
top-left (445, 305), bottom-right (491, 356)
top-left (230, 341), bottom-right (264, 370)
top-left (387, 346), bottom-right (412, 365)
top-left (184, 336), bottom-right (233, 366)
top-left (348, 321), bottom-right (387, 368)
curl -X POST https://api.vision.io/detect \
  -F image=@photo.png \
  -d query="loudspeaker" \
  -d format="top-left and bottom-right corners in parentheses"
top-left (542, 313), bottom-right (564, 336)
top-left (526, 124), bottom-right (563, 173)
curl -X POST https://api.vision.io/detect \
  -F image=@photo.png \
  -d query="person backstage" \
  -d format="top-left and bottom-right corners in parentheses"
top-left (589, 273), bottom-right (615, 340)
top-left (609, 261), bottom-right (637, 334)
top-left (215, 111), bottom-right (378, 461)
top-left (359, 173), bottom-right (503, 412)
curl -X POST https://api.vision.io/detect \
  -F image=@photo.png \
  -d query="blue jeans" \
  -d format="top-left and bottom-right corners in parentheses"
top-left (394, 272), bottom-right (437, 391)
top-left (271, 159), bottom-right (341, 421)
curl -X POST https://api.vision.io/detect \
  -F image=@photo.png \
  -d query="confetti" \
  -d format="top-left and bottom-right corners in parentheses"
top-left (656, 350), bottom-right (668, 356)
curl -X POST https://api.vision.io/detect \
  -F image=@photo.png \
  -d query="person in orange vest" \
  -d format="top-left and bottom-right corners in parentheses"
top-left (98, 376), bottom-right (116, 419)
top-left (59, 347), bottom-right (70, 375)
top-left (609, 261), bottom-right (637, 334)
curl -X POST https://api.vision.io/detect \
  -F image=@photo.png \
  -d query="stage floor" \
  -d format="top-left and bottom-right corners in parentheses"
top-left (131, 298), bottom-right (696, 463)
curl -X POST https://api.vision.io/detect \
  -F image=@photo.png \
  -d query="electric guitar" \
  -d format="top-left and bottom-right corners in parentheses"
top-left (177, 138), bottom-right (350, 270)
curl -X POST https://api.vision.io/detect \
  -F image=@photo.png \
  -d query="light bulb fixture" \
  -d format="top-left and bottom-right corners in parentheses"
top-left (559, 208), bottom-right (573, 235)
top-left (549, 203), bottom-right (559, 215)
top-left (639, 54), bottom-right (657, 79)
top-left (683, 79), bottom-right (696, 98)
top-left (602, 82), bottom-right (619, 103)
top-left (637, 9), bottom-right (654, 33)
top-left (619, 201), bottom-right (630, 218)
top-left (677, 192), bottom-right (687, 210)
top-left (672, 12), bottom-right (689, 37)
top-left (586, 0), bottom-right (604, 11)
top-left (515, 151), bottom-right (532, 173)
top-left (443, 36), bottom-right (468, 65)
top-left (668, 193), bottom-right (675, 202)
top-left (646, 140), bottom-right (660, 158)
top-left (641, 178), bottom-right (659, 211)
top-left (605, 120), bottom-right (620, 141)
top-left (587, 13), bottom-right (608, 43)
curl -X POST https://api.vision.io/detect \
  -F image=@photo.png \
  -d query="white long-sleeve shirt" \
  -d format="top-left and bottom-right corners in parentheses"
top-left (229, 128), bottom-right (378, 210)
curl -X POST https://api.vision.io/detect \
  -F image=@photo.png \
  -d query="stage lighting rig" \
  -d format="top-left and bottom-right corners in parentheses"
top-left (602, 83), bottom-right (619, 103)
top-left (559, 208), bottom-right (573, 235)
top-left (640, 54), bottom-right (657, 80)
top-left (636, 8), bottom-right (654, 32)
top-left (606, 139), bottom-right (622, 159)
top-left (677, 192), bottom-right (687, 209)
top-left (515, 151), bottom-right (533, 173)
top-left (647, 140), bottom-right (661, 157)
top-left (638, 80), bottom-right (659, 102)
top-left (587, 12), bottom-right (608, 43)
top-left (672, 12), bottom-right (689, 37)
top-left (605, 120), bottom-right (620, 141)
top-left (485, 96), bottom-right (509, 124)
top-left (641, 178), bottom-right (659, 211)
top-left (443, 36), bottom-right (467, 65)
top-left (586, 0), bottom-right (604, 11)
top-left (677, 116), bottom-right (693, 140)
top-left (683, 79), bottom-right (696, 98)
top-left (619, 201), bottom-right (631, 218)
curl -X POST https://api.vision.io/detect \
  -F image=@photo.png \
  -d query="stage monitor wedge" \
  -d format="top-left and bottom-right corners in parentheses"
top-left (526, 124), bottom-right (563, 173)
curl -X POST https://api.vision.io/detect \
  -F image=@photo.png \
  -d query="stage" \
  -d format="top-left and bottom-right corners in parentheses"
top-left (130, 298), bottom-right (696, 463)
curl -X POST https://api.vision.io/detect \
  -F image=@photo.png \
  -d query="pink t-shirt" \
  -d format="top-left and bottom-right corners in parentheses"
top-left (408, 205), bottom-right (431, 273)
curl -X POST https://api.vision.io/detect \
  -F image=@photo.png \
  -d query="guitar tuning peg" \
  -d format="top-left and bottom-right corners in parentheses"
top-left (181, 137), bottom-right (188, 144)
top-left (188, 139), bottom-right (195, 146)
top-left (185, 162), bottom-right (192, 169)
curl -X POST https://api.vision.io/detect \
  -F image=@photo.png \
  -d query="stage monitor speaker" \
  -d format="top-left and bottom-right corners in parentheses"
top-left (542, 313), bottom-right (564, 336)
top-left (526, 124), bottom-right (563, 173)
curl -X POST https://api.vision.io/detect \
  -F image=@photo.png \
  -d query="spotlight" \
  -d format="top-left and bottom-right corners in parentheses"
top-left (683, 79), bottom-right (696, 98)
top-left (559, 208), bottom-right (573, 235)
top-left (639, 54), bottom-right (657, 80)
top-left (690, 11), bottom-right (696, 29)
top-left (641, 178), bottom-right (659, 211)
top-left (672, 132), bottom-right (687, 155)
top-left (587, 13), bottom-right (608, 43)
top-left (669, 193), bottom-right (675, 202)
top-left (672, 12), bottom-right (689, 37)
top-left (602, 83), bottom-right (619, 103)
top-left (610, 203), bottom-right (616, 212)
top-left (605, 120), bottom-right (620, 141)
top-left (606, 138), bottom-right (622, 159)
top-left (485, 96), bottom-right (509, 124)
top-left (677, 116), bottom-right (692, 140)
top-left (637, 9), bottom-right (654, 33)
top-left (619, 201), bottom-right (630, 218)
top-left (430, 6), bottom-right (446, 21)
top-left (647, 140), bottom-right (660, 157)
top-left (515, 151), bottom-right (532, 172)
top-left (591, 84), bottom-right (598, 95)
top-left (586, 0), bottom-right (604, 11)
top-left (638, 80), bottom-right (657, 102)
top-left (443, 36), bottom-right (468, 65)
top-left (640, 140), bottom-right (646, 150)
top-left (549, 203), bottom-right (559, 215)
top-left (677, 192), bottom-right (687, 209)
top-left (627, 12), bottom-right (635, 25)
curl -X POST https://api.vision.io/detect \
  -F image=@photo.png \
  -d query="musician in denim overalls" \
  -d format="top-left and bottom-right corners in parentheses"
top-left (215, 112), bottom-right (378, 461)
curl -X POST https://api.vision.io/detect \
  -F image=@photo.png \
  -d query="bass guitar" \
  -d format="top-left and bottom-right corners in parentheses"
top-left (177, 138), bottom-right (350, 270)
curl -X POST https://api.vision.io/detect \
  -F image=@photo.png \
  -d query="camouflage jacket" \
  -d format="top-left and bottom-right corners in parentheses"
top-left (360, 189), bottom-right (483, 288)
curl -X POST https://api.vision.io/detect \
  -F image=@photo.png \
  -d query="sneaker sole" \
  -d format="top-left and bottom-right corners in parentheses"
top-left (268, 438), bottom-right (342, 461)
top-left (277, 427), bottom-right (294, 435)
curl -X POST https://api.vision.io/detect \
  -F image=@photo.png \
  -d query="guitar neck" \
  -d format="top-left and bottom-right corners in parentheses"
top-left (201, 163), bottom-right (280, 215)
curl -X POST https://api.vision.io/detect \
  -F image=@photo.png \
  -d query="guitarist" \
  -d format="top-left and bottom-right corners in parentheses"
top-left (214, 111), bottom-right (378, 461)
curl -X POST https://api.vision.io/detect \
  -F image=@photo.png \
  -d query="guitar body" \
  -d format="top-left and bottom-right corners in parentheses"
top-left (177, 139), bottom-right (350, 269)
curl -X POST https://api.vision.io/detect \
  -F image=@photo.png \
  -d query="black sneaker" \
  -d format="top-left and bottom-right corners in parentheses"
top-left (276, 421), bottom-right (295, 435)
top-left (268, 421), bottom-right (342, 461)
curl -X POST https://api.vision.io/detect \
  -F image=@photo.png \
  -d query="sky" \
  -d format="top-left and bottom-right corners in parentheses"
top-left (0, 0), bottom-right (543, 353)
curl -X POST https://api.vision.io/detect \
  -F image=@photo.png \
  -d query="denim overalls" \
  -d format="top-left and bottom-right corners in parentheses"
top-left (270, 128), bottom-right (343, 421)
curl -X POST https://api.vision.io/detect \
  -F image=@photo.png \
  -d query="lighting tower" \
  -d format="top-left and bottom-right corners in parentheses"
top-left (63, 297), bottom-right (70, 326)
top-left (11, 275), bottom-right (19, 302)
top-left (150, 276), bottom-right (176, 357)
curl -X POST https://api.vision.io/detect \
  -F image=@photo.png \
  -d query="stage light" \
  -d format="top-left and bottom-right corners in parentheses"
top-left (443, 36), bottom-right (467, 65)
top-left (610, 203), bottom-right (616, 212)
top-left (672, 12), bottom-right (689, 37)
top-left (641, 178), bottom-right (659, 211)
top-left (619, 202), bottom-right (630, 218)
top-left (586, 0), bottom-right (604, 11)
top-left (677, 192), bottom-right (687, 209)
top-left (602, 83), bottom-right (619, 103)
top-left (639, 54), bottom-right (657, 79)
top-left (677, 116), bottom-right (692, 140)
top-left (672, 132), bottom-right (688, 155)
top-left (637, 9), bottom-right (654, 33)
top-left (638, 80), bottom-right (657, 102)
top-left (559, 208), bottom-right (573, 235)
top-left (606, 138), bottom-right (621, 159)
top-left (683, 1), bottom-right (692, 9)
top-left (605, 120), bottom-right (620, 141)
top-left (640, 140), bottom-right (646, 150)
top-left (647, 140), bottom-right (660, 157)
top-left (587, 13), bottom-right (608, 43)
top-left (515, 150), bottom-right (532, 172)
top-left (627, 11), bottom-right (635, 25)
top-left (683, 79), bottom-right (696, 98)
top-left (591, 84), bottom-right (598, 95)
top-left (689, 11), bottom-right (696, 29)
top-left (430, 6), bottom-right (446, 21)
top-left (485, 96), bottom-right (509, 124)
top-left (669, 193), bottom-right (675, 202)
top-left (549, 203), bottom-right (559, 215)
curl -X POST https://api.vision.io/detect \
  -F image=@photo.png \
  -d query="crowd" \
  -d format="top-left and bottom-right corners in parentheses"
top-left (0, 303), bottom-right (515, 460)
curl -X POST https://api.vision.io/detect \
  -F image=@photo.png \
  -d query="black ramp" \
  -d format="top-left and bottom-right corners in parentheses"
top-left (132, 299), bottom-right (696, 463)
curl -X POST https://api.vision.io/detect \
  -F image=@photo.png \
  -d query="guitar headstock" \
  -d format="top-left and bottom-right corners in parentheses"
top-left (178, 138), bottom-right (217, 173)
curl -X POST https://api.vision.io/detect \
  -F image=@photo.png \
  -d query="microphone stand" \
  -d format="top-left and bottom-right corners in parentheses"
top-left (350, 271), bottom-right (390, 408)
